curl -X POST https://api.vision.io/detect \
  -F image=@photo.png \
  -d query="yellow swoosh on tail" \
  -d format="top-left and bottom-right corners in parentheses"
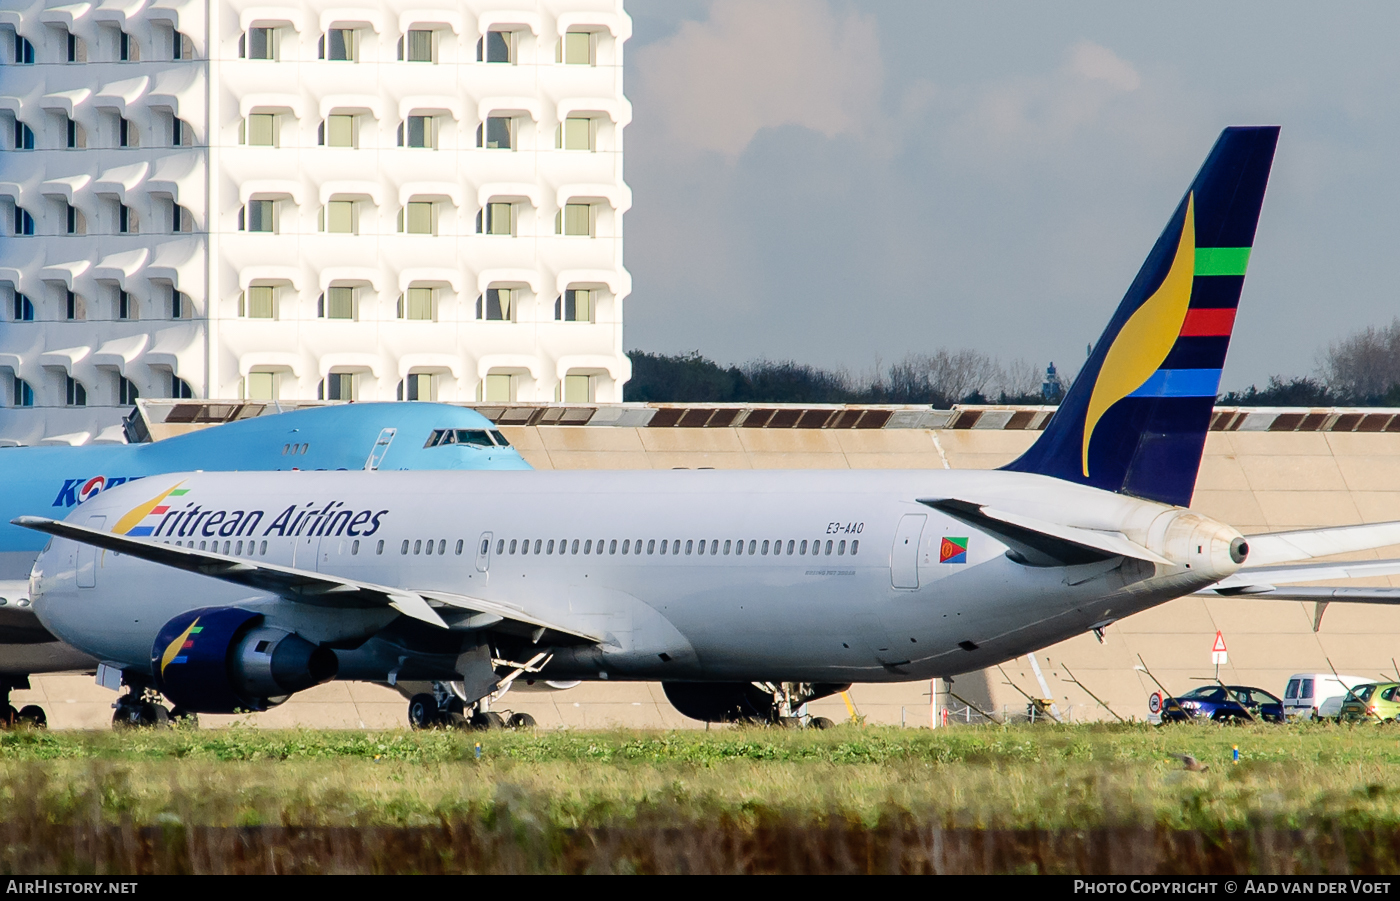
top-left (1082, 194), bottom-right (1196, 476)
top-left (112, 481), bottom-right (186, 535)
top-left (160, 617), bottom-right (199, 676)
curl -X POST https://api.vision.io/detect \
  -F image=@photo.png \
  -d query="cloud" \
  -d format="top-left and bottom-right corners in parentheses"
top-left (631, 0), bottom-right (883, 159)
top-left (949, 40), bottom-right (1144, 160)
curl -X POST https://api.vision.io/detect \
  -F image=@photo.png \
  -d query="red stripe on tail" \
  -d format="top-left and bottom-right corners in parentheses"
top-left (1180, 307), bottom-right (1236, 337)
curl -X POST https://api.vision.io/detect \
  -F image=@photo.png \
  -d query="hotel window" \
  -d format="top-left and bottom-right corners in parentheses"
top-left (12, 294), bottom-right (33, 321)
top-left (400, 115), bottom-right (435, 149)
top-left (171, 374), bottom-right (193, 398)
top-left (242, 27), bottom-right (276, 60)
top-left (320, 28), bottom-right (355, 61)
top-left (66, 31), bottom-right (87, 62)
top-left (400, 287), bottom-right (435, 320)
top-left (478, 287), bottom-right (513, 321)
top-left (118, 117), bottom-right (137, 147)
top-left (561, 31), bottom-right (593, 65)
top-left (64, 291), bottom-right (81, 320)
top-left (169, 287), bottom-right (189, 318)
top-left (320, 372), bottom-right (356, 400)
top-left (240, 285), bottom-right (277, 319)
top-left (556, 288), bottom-right (592, 322)
top-left (322, 200), bottom-right (356, 234)
top-left (173, 31), bottom-right (194, 60)
top-left (171, 117), bottom-right (193, 146)
top-left (13, 36), bottom-right (34, 65)
top-left (243, 114), bottom-right (277, 147)
top-left (562, 374), bottom-right (593, 403)
top-left (118, 376), bottom-right (139, 405)
top-left (117, 203), bottom-right (138, 234)
top-left (65, 377), bottom-right (87, 407)
top-left (12, 379), bottom-right (34, 407)
top-left (481, 373), bottom-right (515, 402)
top-left (65, 203), bottom-right (86, 235)
top-left (245, 371), bottom-right (278, 400)
top-left (400, 201), bottom-right (436, 235)
top-left (240, 200), bottom-right (277, 233)
top-left (319, 286), bottom-right (356, 319)
top-left (559, 117), bottom-right (594, 151)
top-left (478, 30), bottom-right (513, 63)
top-left (12, 121), bottom-right (34, 150)
top-left (171, 203), bottom-right (194, 233)
top-left (320, 115), bottom-right (356, 147)
top-left (13, 208), bottom-right (34, 236)
top-left (479, 116), bottom-right (513, 149)
top-left (401, 29), bottom-right (434, 62)
top-left (65, 116), bottom-right (86, 148)
top-left (119, 31), bottom-right (139, 61)
top-left (116, 289), bottom-right (135, 319)
top-left (479, 202), bottom-right (513, 236)
top-left (557, 203), bottom-right (592, 237)
top-left (399, 373), bottom-right (437, 401)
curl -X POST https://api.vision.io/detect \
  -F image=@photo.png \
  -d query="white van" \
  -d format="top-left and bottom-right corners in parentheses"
top-left (1283, 673), bottom-right (1373, 720)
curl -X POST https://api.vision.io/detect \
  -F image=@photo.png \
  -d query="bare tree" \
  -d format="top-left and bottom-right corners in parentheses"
top-left (1320, 318), bottom-right (1400, 401)
top-left (887, 349), bottom-right (1001, 406)
top-left (998, 358), bottom-right (1044, 400)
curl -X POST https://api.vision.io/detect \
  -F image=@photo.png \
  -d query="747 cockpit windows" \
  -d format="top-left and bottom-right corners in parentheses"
top-left (424, 428), bottom-right (510, 449)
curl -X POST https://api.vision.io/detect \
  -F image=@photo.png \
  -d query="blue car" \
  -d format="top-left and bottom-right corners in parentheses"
top-left (1160, 685), bottom-right (1286, 724)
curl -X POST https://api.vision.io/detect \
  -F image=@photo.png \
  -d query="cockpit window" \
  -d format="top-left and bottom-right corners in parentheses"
top-left (425, 428), bottom-right (511, 449)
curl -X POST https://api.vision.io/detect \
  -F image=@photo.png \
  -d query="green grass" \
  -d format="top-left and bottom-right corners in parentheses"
top-left (1, 721), bottom-right (1398, 829)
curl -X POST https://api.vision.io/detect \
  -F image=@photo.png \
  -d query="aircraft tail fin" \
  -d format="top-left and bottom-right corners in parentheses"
top-left (1002, 126), bottom-right (1279, 507)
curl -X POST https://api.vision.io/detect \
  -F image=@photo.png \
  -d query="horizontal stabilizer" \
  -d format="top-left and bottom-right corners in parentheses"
top-left (1243, 521), bottom-right (1400, 566)
top-left (13, 516), bottom-right (600, 645)
top-left (1211, 557), bottom-right (1400, 590)
top-left (919, 499), bottom-right (1171, 567)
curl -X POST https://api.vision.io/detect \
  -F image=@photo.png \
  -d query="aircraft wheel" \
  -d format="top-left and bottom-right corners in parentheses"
top-left (407, 693), bottom-right (439, 730)
top-left (470, 711), bottom-right (505, 731)
top-left (140, 703), bottom-right (170, 728)
top-left (776, 716), bottom-right (803, 729)
top-left (16, 705), bottom-right (45, 729)
top-left (808, 716), bottom-right (835, 730)
top-left (1, 705), bottom-right (17, 728)
top-left (169, 707), bottom-right (199, 728)
top-left (507, 712), bottom-right (536, 730)
top-left (444, 712), bottom-right (470, 730)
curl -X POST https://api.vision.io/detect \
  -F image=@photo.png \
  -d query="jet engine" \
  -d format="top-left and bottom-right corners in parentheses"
top-left (663, 682), bottom-right (850, 723)
top-left (150, 607), bottom-right (338, 714)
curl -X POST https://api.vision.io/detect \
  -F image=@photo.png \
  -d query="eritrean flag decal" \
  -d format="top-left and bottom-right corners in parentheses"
top-left (939, 537), bottom-right (968, 564)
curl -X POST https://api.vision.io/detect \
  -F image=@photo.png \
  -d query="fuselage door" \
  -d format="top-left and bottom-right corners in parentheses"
top-left (891, 514), bottom-right (926, 589)
top-left (294, 535), bottom-right (321, 571)
top-left (476, 532), bottom-right (493, 573)
top-left (77, 515), bottom-right (105, 588)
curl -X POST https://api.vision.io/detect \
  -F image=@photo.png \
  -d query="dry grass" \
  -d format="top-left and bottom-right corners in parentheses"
top-left (4, 722), bottom-right (1400, 872)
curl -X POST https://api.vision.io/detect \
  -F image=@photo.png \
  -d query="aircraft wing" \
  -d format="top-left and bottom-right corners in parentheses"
top-left (12, 516), bottom-right (600, 646)
top-left (920, 498), bottom-right (1172, 566)
top-left (1198, 556), bottom-right (1400, 633)
top-left (1243, 521), bottom-right (1400, 566)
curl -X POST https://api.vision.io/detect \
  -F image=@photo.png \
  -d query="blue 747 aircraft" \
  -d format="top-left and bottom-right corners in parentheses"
top-left (0, 402), bottom-right (527, 725)
top-left (21, 127), bottom-right (1400, 729)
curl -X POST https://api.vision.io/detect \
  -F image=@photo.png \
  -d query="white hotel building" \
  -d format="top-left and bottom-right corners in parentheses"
top-left (0, 0), bottom-right (631, 444)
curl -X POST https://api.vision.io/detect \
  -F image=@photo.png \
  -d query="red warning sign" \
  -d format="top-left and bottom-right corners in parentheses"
top-left (1211, 631), bottom-right (1228, 665)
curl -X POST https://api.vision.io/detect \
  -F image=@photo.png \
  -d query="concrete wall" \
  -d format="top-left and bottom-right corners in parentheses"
top-left (20, 424), bottom-right (1400, 728)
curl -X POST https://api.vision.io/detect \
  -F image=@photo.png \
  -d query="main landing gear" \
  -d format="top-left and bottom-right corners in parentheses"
top-left (407, 682), bottom-right (536, 731)
top-left (111, 688), bottom-right (199, 729)
top-left (0, 678), bottom-right (46, 729)
top-left (661, 681), bottom-right (847, 727)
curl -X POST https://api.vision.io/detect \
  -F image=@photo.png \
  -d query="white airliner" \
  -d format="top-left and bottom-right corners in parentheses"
top-left (19, 126), bottom-right (1400, 728)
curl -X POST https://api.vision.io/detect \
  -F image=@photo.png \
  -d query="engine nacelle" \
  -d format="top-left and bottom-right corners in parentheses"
top-left (662, 682), bottom-right (851, 723)
top-left (150, 607), bottom-right (338, 713)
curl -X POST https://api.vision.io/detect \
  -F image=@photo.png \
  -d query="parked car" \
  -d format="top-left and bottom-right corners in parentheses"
top-left (1283, 673), bottom-right (1373, 720)
top-left (1339, 682), bottom-right (1400, 723)
top-left (1158, 685), bottom-right (1286, 724)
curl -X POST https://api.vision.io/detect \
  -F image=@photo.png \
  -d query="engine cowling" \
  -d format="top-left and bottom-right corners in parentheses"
top-left (662, 682), bottom-right (851, 723)
top-left (150, 607), bottom-right (338, 713)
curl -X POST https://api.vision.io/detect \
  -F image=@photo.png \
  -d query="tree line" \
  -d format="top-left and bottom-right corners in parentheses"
top-left (627, 318), bottom-right (1400, 407)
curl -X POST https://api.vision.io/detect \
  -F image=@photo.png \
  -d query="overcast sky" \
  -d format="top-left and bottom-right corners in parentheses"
top-left (619, 1), bottom-right (1400, 391)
